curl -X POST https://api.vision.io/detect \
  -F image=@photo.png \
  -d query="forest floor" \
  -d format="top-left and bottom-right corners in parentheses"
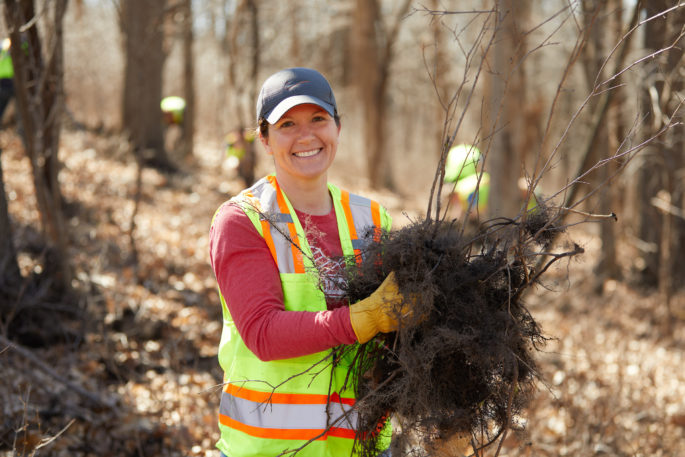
top-left (1, 128), bottom-right (684, 457)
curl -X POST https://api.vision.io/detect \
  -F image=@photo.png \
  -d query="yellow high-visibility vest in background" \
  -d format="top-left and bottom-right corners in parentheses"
top-left (0, 38), bottom-right (14, 80)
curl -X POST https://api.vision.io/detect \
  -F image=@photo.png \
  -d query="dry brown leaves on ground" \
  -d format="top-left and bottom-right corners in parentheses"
top-left (0, 128), bottom-right (683, 456)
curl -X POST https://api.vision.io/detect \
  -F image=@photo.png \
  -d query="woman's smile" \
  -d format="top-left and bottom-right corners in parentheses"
top-left (293, 148), bottom-right (322, 158)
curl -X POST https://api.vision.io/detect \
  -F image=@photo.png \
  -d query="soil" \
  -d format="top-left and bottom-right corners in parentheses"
top-left (1, 128), bottom-right (683, 457)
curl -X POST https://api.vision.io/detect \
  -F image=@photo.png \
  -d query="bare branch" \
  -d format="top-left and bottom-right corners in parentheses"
top-left (0, 334), bottom-right (118, 411)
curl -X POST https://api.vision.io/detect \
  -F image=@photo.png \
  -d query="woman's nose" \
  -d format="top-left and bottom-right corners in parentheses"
top-left (296, 125), bottom-right (315, 143)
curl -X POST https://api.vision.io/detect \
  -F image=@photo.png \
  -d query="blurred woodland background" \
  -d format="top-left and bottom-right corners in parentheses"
top-left (0, 0), bottom-right (684, 456)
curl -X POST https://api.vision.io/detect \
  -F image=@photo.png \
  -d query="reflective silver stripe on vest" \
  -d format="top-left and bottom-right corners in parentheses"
top-left (243, 180), bottom-right (300, 273)
top-left (220, 391), bottom-right (358, 431)
top-left (347, 193), bottom-right (377, 251)
top-left (262, 210), bottom-right (299, 273)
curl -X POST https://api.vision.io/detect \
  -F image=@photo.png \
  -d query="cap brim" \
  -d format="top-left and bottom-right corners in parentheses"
top-left (265, 95), bottom-right (336, 124)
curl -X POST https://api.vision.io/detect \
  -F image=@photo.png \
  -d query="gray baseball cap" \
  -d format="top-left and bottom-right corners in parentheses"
top-left (256, 67), bottom-right (337, 124)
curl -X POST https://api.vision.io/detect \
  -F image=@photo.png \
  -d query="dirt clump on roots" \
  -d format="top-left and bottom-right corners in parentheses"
top-left (339, 217), bottom-right (555, 456)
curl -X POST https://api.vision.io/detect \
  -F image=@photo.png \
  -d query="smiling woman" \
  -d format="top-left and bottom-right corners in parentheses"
top-left (208, 68), bottom-right (410, 457)
top-left (260, 103), bottom-right (340, 214)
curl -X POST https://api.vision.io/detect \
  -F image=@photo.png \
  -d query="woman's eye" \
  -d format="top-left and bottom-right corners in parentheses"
top-left (278, 120), bottom-right (294, 128)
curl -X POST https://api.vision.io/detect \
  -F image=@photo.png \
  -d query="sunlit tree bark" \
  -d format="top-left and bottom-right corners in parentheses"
top-left (352, 0), bottom-right (412, 190)
top-left (222, 0), bottom-right (259, 129)
top-left (487, 0), bottom-right (530, 219)
top-left (120, 0), bottom-right (171, 169)
top-left (181, 0), bottom-right (195, 159)
top-left (430, 0), bottom-right (450, 159)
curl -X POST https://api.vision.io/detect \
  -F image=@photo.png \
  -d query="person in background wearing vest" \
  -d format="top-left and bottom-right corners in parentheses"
top-left (209, 68), bottom-right (408, 456)
top-left (161, 95), bottom-right (186, 126)
top-left (224, 126), bottom-right (256, 187)
top-left (443, 145), bottom-right (542, 221)
top-left (0, 38), bottom-right (16, 125)
top-left (160, 95), bottom-right (186, 154)
top-left (443, 143), bottom-right (489, 221)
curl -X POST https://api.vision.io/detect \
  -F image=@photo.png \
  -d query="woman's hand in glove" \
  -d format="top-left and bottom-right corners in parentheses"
top-left (349, 272), bottom-right (413, 343)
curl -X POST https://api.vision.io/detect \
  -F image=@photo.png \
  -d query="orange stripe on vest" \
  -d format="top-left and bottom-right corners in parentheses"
top-left (268, 175), bottom-right (305, 273)
top-left (224, 383), bottom-right (355, 406)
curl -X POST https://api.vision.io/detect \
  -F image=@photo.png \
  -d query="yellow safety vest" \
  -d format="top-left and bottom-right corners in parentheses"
top-left (212, 175), bottom-right (392, 456)
top-left (455, 172), bottom-right (490, 213)
top-left (0, 48), bottom-right (13, 80)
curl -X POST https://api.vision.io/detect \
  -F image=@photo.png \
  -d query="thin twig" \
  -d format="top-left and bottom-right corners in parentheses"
top-left (0, 334), bottom-right (118, 411)
top-left (34, 418), bottom-right (76, 451)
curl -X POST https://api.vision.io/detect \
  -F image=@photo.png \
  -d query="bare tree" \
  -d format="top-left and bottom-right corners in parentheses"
top-left (245, 0), bottom-right (259, 123)
top-left (577, 0), bottom-right (621, 288)
top-left (486, 0), bottom-right (531, 219)
top-left (222, 0), bottom-right (259, 129)
top-left (636, 1), bottom-right (685, 298)
top-left (325, 2), bottom-right (353, 87)
top-left (181, 0), bottom-right (195, 158)
top-left (119, 0), bottom-right (172, 170)
top-left (429, 0), bottom-right (451, 160)
top-left (289, 2), bottom-right (301, 65)
top-left (213, 0), bottom-right (259, 188)
top-left (581, 0), bottom-right (625, 287)
top-left (352, 0), bottom-right (412, 190)
top-left (3, 0), bottom-right (71, 290)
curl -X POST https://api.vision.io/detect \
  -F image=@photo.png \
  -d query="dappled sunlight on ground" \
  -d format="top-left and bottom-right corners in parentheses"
top-left (1, 129), bottom-right (683, 456)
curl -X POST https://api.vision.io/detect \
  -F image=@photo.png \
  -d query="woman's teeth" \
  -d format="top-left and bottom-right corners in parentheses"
top-left (294, 149), bottom-right (319, 158)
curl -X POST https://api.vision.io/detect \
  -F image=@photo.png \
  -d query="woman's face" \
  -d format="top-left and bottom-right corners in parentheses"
top-left (260, 104), bottom-right (340, 186)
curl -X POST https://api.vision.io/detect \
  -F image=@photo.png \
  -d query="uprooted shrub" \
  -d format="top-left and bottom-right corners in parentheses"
top-left (334, 209), bottom-right (568, 457)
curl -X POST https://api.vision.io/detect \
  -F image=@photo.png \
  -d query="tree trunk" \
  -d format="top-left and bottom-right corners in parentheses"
top-left (181, 0), bottom-right (195, 158)
top-left (580, 0), bottom-right (623, 288)
top-left (121, 0), bottom-right (170, 170)
top-left (431, 0), bottom-right (450, 159)
top-left (289, 3), bottom-right (301, 65)
top-left (353, 0), bottom-right (411, 190)
top-left (246, 0), bottom-right (260, 123)
top-left (222, 0), bottom-right (239, 130)
top-left (595, 6), bottom-right (626, 288)
top-left (4, 0), bottom-right (71, 290)
top-left (353, 0), bottom-right (384, 187)
top-left (325, 3), bottom-right (352, 87)
top-left (221, 0), bottom-right (261, 130)
top-left (599, 0), bottom-right (624, 284)
top-left (487, 0), bottom-right (530, 219)
top-left (636, 1), bottom-right (685, 289)
top-left (0, 149), bottom-right (22, 299)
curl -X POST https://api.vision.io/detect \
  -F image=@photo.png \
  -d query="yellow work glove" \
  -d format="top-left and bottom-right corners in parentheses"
top-left (349, 272), bottom-right (408, 344)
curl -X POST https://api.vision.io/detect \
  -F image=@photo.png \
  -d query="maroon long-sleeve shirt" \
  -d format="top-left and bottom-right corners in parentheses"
top-left (209, 202), bottom-right (358, 361)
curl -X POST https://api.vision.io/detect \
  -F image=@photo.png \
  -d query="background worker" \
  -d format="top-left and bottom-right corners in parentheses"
top-left (160, 95), bottom-right (186, 154)
top-left (0, 38), bottom-right (15, 125)
top-left (444, 145), bottom-right (542, 222)
top-left (443, 143), bottom-right (490, 221)
top-left (160, 95), bottom-right (186, 126)
top-left (223, 126), bottom-right (256, 186)
top-left (209, 67), bottom-right (407, 457)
